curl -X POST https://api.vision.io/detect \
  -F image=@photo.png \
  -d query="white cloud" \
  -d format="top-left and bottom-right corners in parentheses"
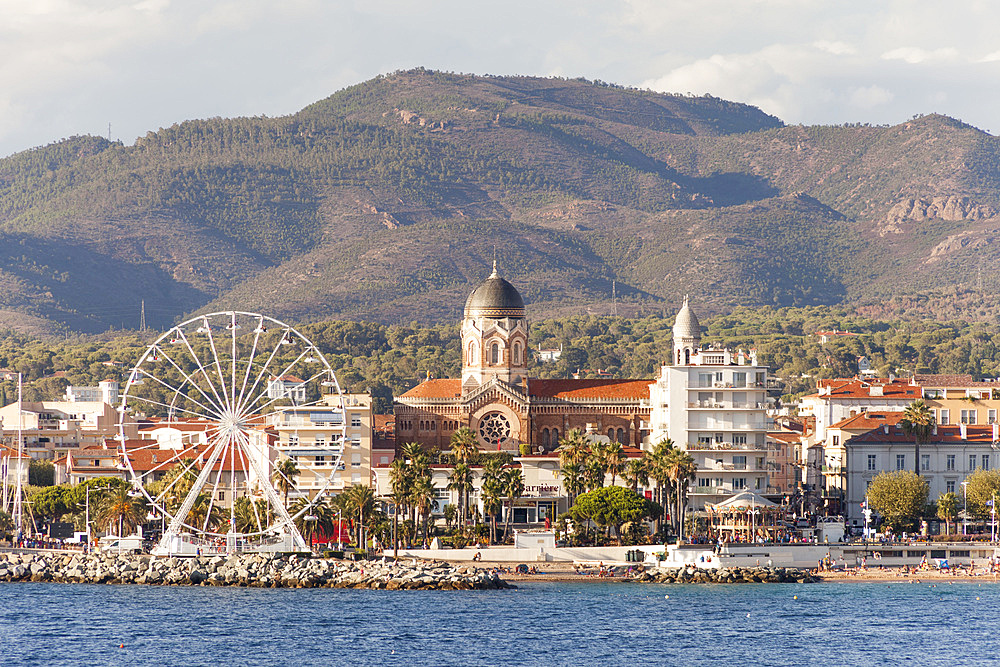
top-left (0, 1), bottom-right (1000, 156)
top-left (881, 47), bottom-right (961, 64)
top-left (849, 85), bottom-right (894, 109)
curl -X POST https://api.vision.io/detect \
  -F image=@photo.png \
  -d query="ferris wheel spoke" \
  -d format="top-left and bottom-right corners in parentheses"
top-left (126, 394), bottom-right (225, 423)
top-left (151, 347), bottom-right (228, 418)
top-left (201, 438), bottom-right (231, 533)
top-left (131, 367), bottom-right (226, 421)
top-left (234, 317), bottom-right (266, 423)
top-left (236, 367), bottom-right (331, 422)
top-left (163, 431), bottom-right (229, 535)
top-left (232, 438), bottom-right (265, 534)
top-left (175, 327), bottom-right (231, 420)
top-left (145, 442), bottom-right (214, 506)
top-left (203, 322), bottom-right (234, 411)
top-left (232, 331), bottom-right (300, 418)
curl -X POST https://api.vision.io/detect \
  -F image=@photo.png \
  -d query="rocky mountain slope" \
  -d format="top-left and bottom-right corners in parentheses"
top-left (0, 69), bottom-right (998, 333)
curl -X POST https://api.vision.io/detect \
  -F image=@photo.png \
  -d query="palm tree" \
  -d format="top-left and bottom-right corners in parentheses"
top-left (388, 459), bottom-right (411, 554)
top-left (97, 486), bottom-right (145, 537)
top-left (232, 497), bottom-right (258, 534)
top-left (186, 493), bottom-right (223, 533)
top-left (272, 457), bottom-right (300, 508)
top-left (647, 440), bottom-right (676, 536)
top-left (343, 484), bottom-right (376, 550)
top-left (937, 491), bottom-right (959, 536)
top-left (480, 457), bottom-right (505, 544)
top-left (410, 474), bottom-right (436, 547)
top-left (584, 457), bottom-right (608, 492)
top-left (664, 447), bottom-right (697, 540)
top-left (623, 458), bottom-right (649, 494)
top-left (902, 399), bottom-right (935, 476)
top-left (290, 497), bottom-right (319, 548)
top-left (604, 441), bottom-right (626, 486)
top-left (450, 427), bottom-right (479, 465)
top-left (400, 441), bottom-right (425, 463)
top-left (559, 462), bottom-right (585, 508)
top-left (501, 467), bottom-right (525, 541)
top-left (447, 463), bottom-right (475, 528)
top-left (558, 428), bottom-right (590, 505)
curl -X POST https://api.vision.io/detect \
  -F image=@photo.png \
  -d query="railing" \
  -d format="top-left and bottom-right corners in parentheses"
top-left (687, 442), bottom-right (768, 451)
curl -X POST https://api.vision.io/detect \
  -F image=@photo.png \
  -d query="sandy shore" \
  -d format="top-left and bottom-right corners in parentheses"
top-left (449, 559), bottom-right (1000, 584)
top-left (817, 568), bottom-right (1000, 584)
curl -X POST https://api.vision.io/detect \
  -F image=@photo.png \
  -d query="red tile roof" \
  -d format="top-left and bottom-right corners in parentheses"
top-left (814, 378), bottom-right (919, 400)
top-left (767, 431), bottom-right (803, 444)
top-left (528, 379), bottom-right (651, 400)
top-left (399, 379), bottom-right (463, 399)
top-left (914, 374), bottom-right (1000, 388)
top-left (852, 424), bottom-right (998, 445)
top-left (829, 411), bottom-right (906, 431)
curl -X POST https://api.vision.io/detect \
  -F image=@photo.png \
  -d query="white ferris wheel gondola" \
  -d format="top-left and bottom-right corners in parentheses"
top-left (117, 311), bottom-right (346, 557)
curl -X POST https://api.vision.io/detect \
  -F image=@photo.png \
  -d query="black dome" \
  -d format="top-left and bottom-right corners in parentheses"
top-left (464, 265), bottom-right (525, 318)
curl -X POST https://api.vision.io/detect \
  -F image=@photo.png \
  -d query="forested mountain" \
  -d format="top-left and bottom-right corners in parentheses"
top-left (1, 68), bottom-right (999, 333)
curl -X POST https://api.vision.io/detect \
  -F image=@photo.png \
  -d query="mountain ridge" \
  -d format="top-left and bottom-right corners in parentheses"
top-left (0, 69), bottom-right (997, 334)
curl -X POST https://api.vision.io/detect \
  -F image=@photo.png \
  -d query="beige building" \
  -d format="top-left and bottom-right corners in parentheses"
top-left (272, 393), bottom-right (373, 499)
top-left (915, 374), bottom-right (1000, 426)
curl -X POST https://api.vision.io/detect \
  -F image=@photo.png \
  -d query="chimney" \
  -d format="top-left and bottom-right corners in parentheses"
top-left (960, 423), bottom-right (967, 440)
top-left (993, 423), bottom-right (998, 443)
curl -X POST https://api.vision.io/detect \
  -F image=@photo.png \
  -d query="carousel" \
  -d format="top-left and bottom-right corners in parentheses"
top-left (706, 491), bottom-right (785, 543)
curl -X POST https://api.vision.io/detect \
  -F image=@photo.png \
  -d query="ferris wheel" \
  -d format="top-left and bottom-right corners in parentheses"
top-left (116, 311), bottom-right (345, 556)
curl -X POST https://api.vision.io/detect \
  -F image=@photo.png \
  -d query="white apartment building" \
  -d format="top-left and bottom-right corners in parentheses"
top-left (272, 392), bottom-right (372, 499)
top-left (843, 423), bottom-right (1000, 528)
top-left (64, 380), bottom-right (119, 405)
top-left (647, 299), bottom-right (771, 511)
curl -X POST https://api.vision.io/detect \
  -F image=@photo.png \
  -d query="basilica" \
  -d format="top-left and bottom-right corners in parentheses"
top-left (393, 264), bottom-right (652, 452)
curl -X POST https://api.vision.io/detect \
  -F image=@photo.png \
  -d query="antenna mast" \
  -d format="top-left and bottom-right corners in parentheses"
top-left (140, 300), bottom-right (147, 333)
top-left (12, 373), bottom-right (23, 542)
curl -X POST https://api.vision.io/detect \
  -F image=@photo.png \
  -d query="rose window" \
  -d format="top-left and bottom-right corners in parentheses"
top-left (478, 412), bottom-right (511, 446)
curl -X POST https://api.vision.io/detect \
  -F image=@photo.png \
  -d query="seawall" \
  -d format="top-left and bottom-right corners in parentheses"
top-left (0, 552), bottom-right (512, 590)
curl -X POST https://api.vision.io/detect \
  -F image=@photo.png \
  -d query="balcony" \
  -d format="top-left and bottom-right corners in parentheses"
top-left (687, 442), bottom-right (768, 451)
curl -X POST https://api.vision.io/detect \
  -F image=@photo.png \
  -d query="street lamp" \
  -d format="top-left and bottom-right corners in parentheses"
top-left (962, 480), bottom-right (969, 537)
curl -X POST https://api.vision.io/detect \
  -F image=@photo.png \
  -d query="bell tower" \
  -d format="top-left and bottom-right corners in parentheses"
top-left (461, 262), bottom-right (528, 390)
top-left (672, 296), bottom-right (701, 366)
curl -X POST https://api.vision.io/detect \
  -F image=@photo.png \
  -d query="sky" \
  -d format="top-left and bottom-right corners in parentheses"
top-left (2, 0), bottom-right (1000, 158)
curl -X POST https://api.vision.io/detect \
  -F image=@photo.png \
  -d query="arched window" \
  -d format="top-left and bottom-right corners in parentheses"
top-left (542, 428), bottom-right (550, 447)
top-left (676, 349), bottom-right (681, 365)
top-left (684, 349), bottom-right (691, 365)
top-left (617, 428), bottom-right (625, 444)
top-left (513, 342), bottom-right (522, 365)
top-left (468, 342), bottom-right (477, 365)
top-left (607, 428), bottom-right (615, 440)
top-left (490, 342), bottom-right (500, 365)
top-left (552, 428), bottom-right (559, 444)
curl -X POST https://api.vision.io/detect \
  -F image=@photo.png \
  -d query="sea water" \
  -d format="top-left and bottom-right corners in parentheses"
top-left (0, 580), bottom-right (993, 666)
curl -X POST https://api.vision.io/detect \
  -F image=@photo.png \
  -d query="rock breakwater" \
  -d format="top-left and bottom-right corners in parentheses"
top-left (0, 552), bottom-right (513, 590)
top-left (635, 566), bottom-right (816, 584)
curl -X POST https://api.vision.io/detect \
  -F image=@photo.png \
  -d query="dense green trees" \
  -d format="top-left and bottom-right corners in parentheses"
top-left (963, 469), bottom-right (1000, 518)
top-left (3, 302), bottom-right (1000, 412)
top-left (567, 486), bottom-right (661, 544)
top-left (867, 471), bottom-right (929, 533)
